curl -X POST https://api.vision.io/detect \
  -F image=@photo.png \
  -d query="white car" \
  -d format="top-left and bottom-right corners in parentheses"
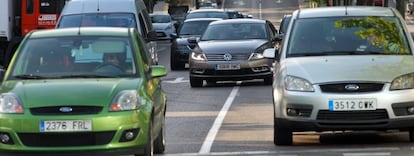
top-left (150, 13), bottom-right (176, 40)
top-left (264, 6), bottom-right (414, 145)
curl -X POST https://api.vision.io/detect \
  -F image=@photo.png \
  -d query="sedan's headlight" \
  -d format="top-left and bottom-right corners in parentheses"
top-left (285, 75), bottom-right (314, 92)
top-left (0, 93), bottom-right (23, 114)
top-left (249, 53), bottom-right (264, 60)
top-left (109, 90), bottom-right (141, 112)
top-left (390, 73), bottom-right (414, 90)
top-left (191, 52), bottom-right (207, 61)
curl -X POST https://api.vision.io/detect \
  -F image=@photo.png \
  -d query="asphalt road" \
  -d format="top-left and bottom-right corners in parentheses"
top-left (154, 1), bottom-right (414, 156)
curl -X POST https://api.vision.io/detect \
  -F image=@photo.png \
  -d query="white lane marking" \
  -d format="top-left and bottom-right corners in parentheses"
top-left (199, 84), bottom-right (240, 154)
top-left (163, 77), bottom-right (189, 84)
top-left (343, 153), bottom-right (391, 156)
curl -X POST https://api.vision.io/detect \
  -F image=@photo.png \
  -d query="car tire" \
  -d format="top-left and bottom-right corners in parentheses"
top-left (154, 117), bottom-right (166, 154)
top-left (409, 129), bottom-right (414, 142)
top-left (170, 53), bottom-right (184, 70)
top-left (263, 76), bottom-right (273, 85)
top-left (273, 119), bottom-right (293, 145)
top-left (190, 76), bottom-right (203, 87)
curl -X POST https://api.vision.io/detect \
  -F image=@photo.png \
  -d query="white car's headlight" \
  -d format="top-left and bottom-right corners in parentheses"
top-left (285, 75), bottom-right (314, 92)
top-left (390, 73), bottom-right (414, 90)
top-left (191, 52), bottom-right (207, 61)
top-left (0, 93), bottom-right (23, 114)
top-left (249, 53), bottom-right (264, 60)
top-left (109, 90), bottom-right (141, 112)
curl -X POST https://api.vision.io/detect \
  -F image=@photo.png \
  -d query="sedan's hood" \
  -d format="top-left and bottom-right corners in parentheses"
top-left (153, 23), bottom-right (171, 30)
top-left (0, 78), bottom-right (142, 107)
top-left (198, 40), bottom-right (267, 54)
top-left (283, 55), bottom-right (414, 84)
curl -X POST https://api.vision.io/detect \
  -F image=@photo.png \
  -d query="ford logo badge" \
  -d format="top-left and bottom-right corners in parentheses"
top-left (59, 107), bottom-right (73, 113)
top-left (223, 53), bottom-right (232, 61)
top-left (344, 84), bottom-right (360, 91)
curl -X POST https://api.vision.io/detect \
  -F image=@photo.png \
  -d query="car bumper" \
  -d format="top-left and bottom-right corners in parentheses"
top-left (189, 59), bottom-right (273, 81)
top-left (274, 83), bottom-right (414, 132)
top-left (0, 111), bottom-right (150, 153)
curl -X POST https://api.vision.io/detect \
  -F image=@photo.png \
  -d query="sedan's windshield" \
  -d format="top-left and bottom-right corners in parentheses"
top-left (287, 16), bottom-right (411, 57)
top-left (179, 21), bottom-right (215, 36)
top-left (10, 36), bottom-right (137, 79)
top-left (201, 23), bottom-right (267, 40)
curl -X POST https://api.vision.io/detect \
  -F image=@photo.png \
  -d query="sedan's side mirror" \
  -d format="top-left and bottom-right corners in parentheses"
top-left (187, 37), bottom-right (198, 44)
top-left (147, 31), bottom-right (158, 42)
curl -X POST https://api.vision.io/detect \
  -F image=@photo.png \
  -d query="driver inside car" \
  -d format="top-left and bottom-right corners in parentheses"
top-left (95, 52), bottom-right (126, 74)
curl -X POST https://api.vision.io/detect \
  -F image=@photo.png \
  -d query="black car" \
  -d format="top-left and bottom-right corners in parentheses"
top-left (188, 19), bottom-right (279, 87)
top-left (170, 18), bottom-right (222, 70)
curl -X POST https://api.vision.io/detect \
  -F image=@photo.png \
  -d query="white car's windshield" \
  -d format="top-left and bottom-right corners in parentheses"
top-left (287, 16), bottom-right (411, 57)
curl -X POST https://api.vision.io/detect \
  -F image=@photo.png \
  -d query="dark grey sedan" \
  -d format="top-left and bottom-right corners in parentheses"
top-left (189, 19), bottom-right (279, 87)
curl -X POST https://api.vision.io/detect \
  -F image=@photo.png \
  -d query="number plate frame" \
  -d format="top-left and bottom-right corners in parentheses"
top-left (40, 120), bottom-right (92, 132)
top-left (328, 99), bottom-right (377, 111)
top-left (216, 64), bottom-right (240, 70)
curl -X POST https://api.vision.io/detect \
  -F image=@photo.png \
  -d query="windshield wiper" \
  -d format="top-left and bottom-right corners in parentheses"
top-left (14, 74), bottom-right (48, 79)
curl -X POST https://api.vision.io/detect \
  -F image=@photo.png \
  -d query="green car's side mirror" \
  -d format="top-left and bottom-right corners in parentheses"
top-left (151, 65), bottom-right (168, 78)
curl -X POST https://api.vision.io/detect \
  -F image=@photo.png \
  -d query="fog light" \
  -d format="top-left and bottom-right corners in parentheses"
top-left (408, 107), bottom-right (414, 114)
top-left (119, 129), bottom-right (139, 142)
top-left (287, 108), bottom-right (297, 116)
top-left (125, 131), bottom-right (135, 140)
top-left (0, 133), bottom-right (13, 144)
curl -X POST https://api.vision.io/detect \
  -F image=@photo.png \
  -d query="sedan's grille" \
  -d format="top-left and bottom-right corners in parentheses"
top-left (317, 109), bottom-right (388, 121)
top-left (319, 83), bottom-right (384, 93)
top-left (206, 54), bottom-right (250, 61)
top-left (30, 106), bottom-right (103, 115)
top-left (18, 131), bottom-right (115, 147)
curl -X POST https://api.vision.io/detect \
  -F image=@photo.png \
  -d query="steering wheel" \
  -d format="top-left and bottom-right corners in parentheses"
top-left (94, 63), bottom-right (124, 73)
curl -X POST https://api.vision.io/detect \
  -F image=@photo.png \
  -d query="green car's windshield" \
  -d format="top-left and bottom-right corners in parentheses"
top-left (286, 16), bottom-right (411, 57)
top-left (10, 36), bottom-right (138, 79)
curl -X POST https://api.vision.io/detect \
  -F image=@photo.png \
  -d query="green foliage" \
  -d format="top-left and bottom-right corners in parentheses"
top-left (335, 17), bottom-right (408, 54)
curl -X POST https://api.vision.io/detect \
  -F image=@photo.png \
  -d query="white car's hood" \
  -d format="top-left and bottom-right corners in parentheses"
top-left (282, 55), bottom-right (414, 84)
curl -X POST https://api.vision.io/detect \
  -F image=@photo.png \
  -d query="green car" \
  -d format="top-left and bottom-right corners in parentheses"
top-left (0, 27), bottom-right (167, 156)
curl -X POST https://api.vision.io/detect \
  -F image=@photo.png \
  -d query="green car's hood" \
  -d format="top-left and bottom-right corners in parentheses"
top-left (0, 78), bottom-right (143, 107)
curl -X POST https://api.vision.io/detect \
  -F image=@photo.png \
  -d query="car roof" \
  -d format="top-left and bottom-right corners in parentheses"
top-left (208, 19), bottom-right (265, 25)
top-left (29, 27), bottom-right (132, 38)
top-left (296, 6), bottom-right (395, 19)
top-left (183, 18), bottom-right (223, 22)
top-left (62, 0), bottom-right (142, 14)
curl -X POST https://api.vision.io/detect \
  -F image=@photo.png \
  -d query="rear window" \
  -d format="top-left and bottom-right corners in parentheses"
top-left (186, 12), bottom-right (229, 19)
top-left (57, 13), bottom-right (137, 28)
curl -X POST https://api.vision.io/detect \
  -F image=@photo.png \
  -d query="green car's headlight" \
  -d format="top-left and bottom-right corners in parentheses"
top-left (109, 90), bottom-right (141, 112)
top-left (285, 75), bottom-right (314, 92)
top-left (0, 93), bottom-right (23, 114)
top-left (390, 73), bottom-right (414, 90)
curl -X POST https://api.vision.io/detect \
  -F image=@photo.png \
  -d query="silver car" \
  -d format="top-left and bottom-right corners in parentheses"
top-left (189, 19), bottom-right (279, 87)
top-left (264, 6), bottom-right (414, 145)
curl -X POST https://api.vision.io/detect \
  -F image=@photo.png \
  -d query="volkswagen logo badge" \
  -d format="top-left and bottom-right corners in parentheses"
top-left (223, 53), bottom-right (232, 61)
top-left (59, 107), bottom-right (73, 113)
top-left (344, 84), bottom-right (360, 91)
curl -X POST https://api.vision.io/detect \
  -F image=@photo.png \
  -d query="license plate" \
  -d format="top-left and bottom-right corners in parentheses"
top-left (216, 64), bottom-right (240, 70)
top-left (328, 99), bottom-right (377, 111)
top-left (40, 120), bottom-right (92, 132)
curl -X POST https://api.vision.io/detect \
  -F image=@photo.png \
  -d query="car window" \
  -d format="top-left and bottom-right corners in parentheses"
top-left (57, 13), bottom-right (137, 28)
top-left (11, 36), bottom-right (137, 78)
top-left (179, 21), bottom-right (214, 36)
top-left (186, 12), bottom-right (229, 19)
top-left (287, 16), bottom-right (411, 57)
top-left (201, 23), bottom-right (266, 40)
top-left (151, 15), bottom-right (171, 23)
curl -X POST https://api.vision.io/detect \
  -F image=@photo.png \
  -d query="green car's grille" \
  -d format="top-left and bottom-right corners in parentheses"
top-left (18, 131), bottom-right (115, 147)
top-left (30, 106), bottom-right (103, 115)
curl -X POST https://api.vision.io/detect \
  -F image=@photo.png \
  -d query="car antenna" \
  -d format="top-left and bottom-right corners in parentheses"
top-left (97, 0), bottom-right (100, 11)
top-left (78, 2), bottom-right (85, 35)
